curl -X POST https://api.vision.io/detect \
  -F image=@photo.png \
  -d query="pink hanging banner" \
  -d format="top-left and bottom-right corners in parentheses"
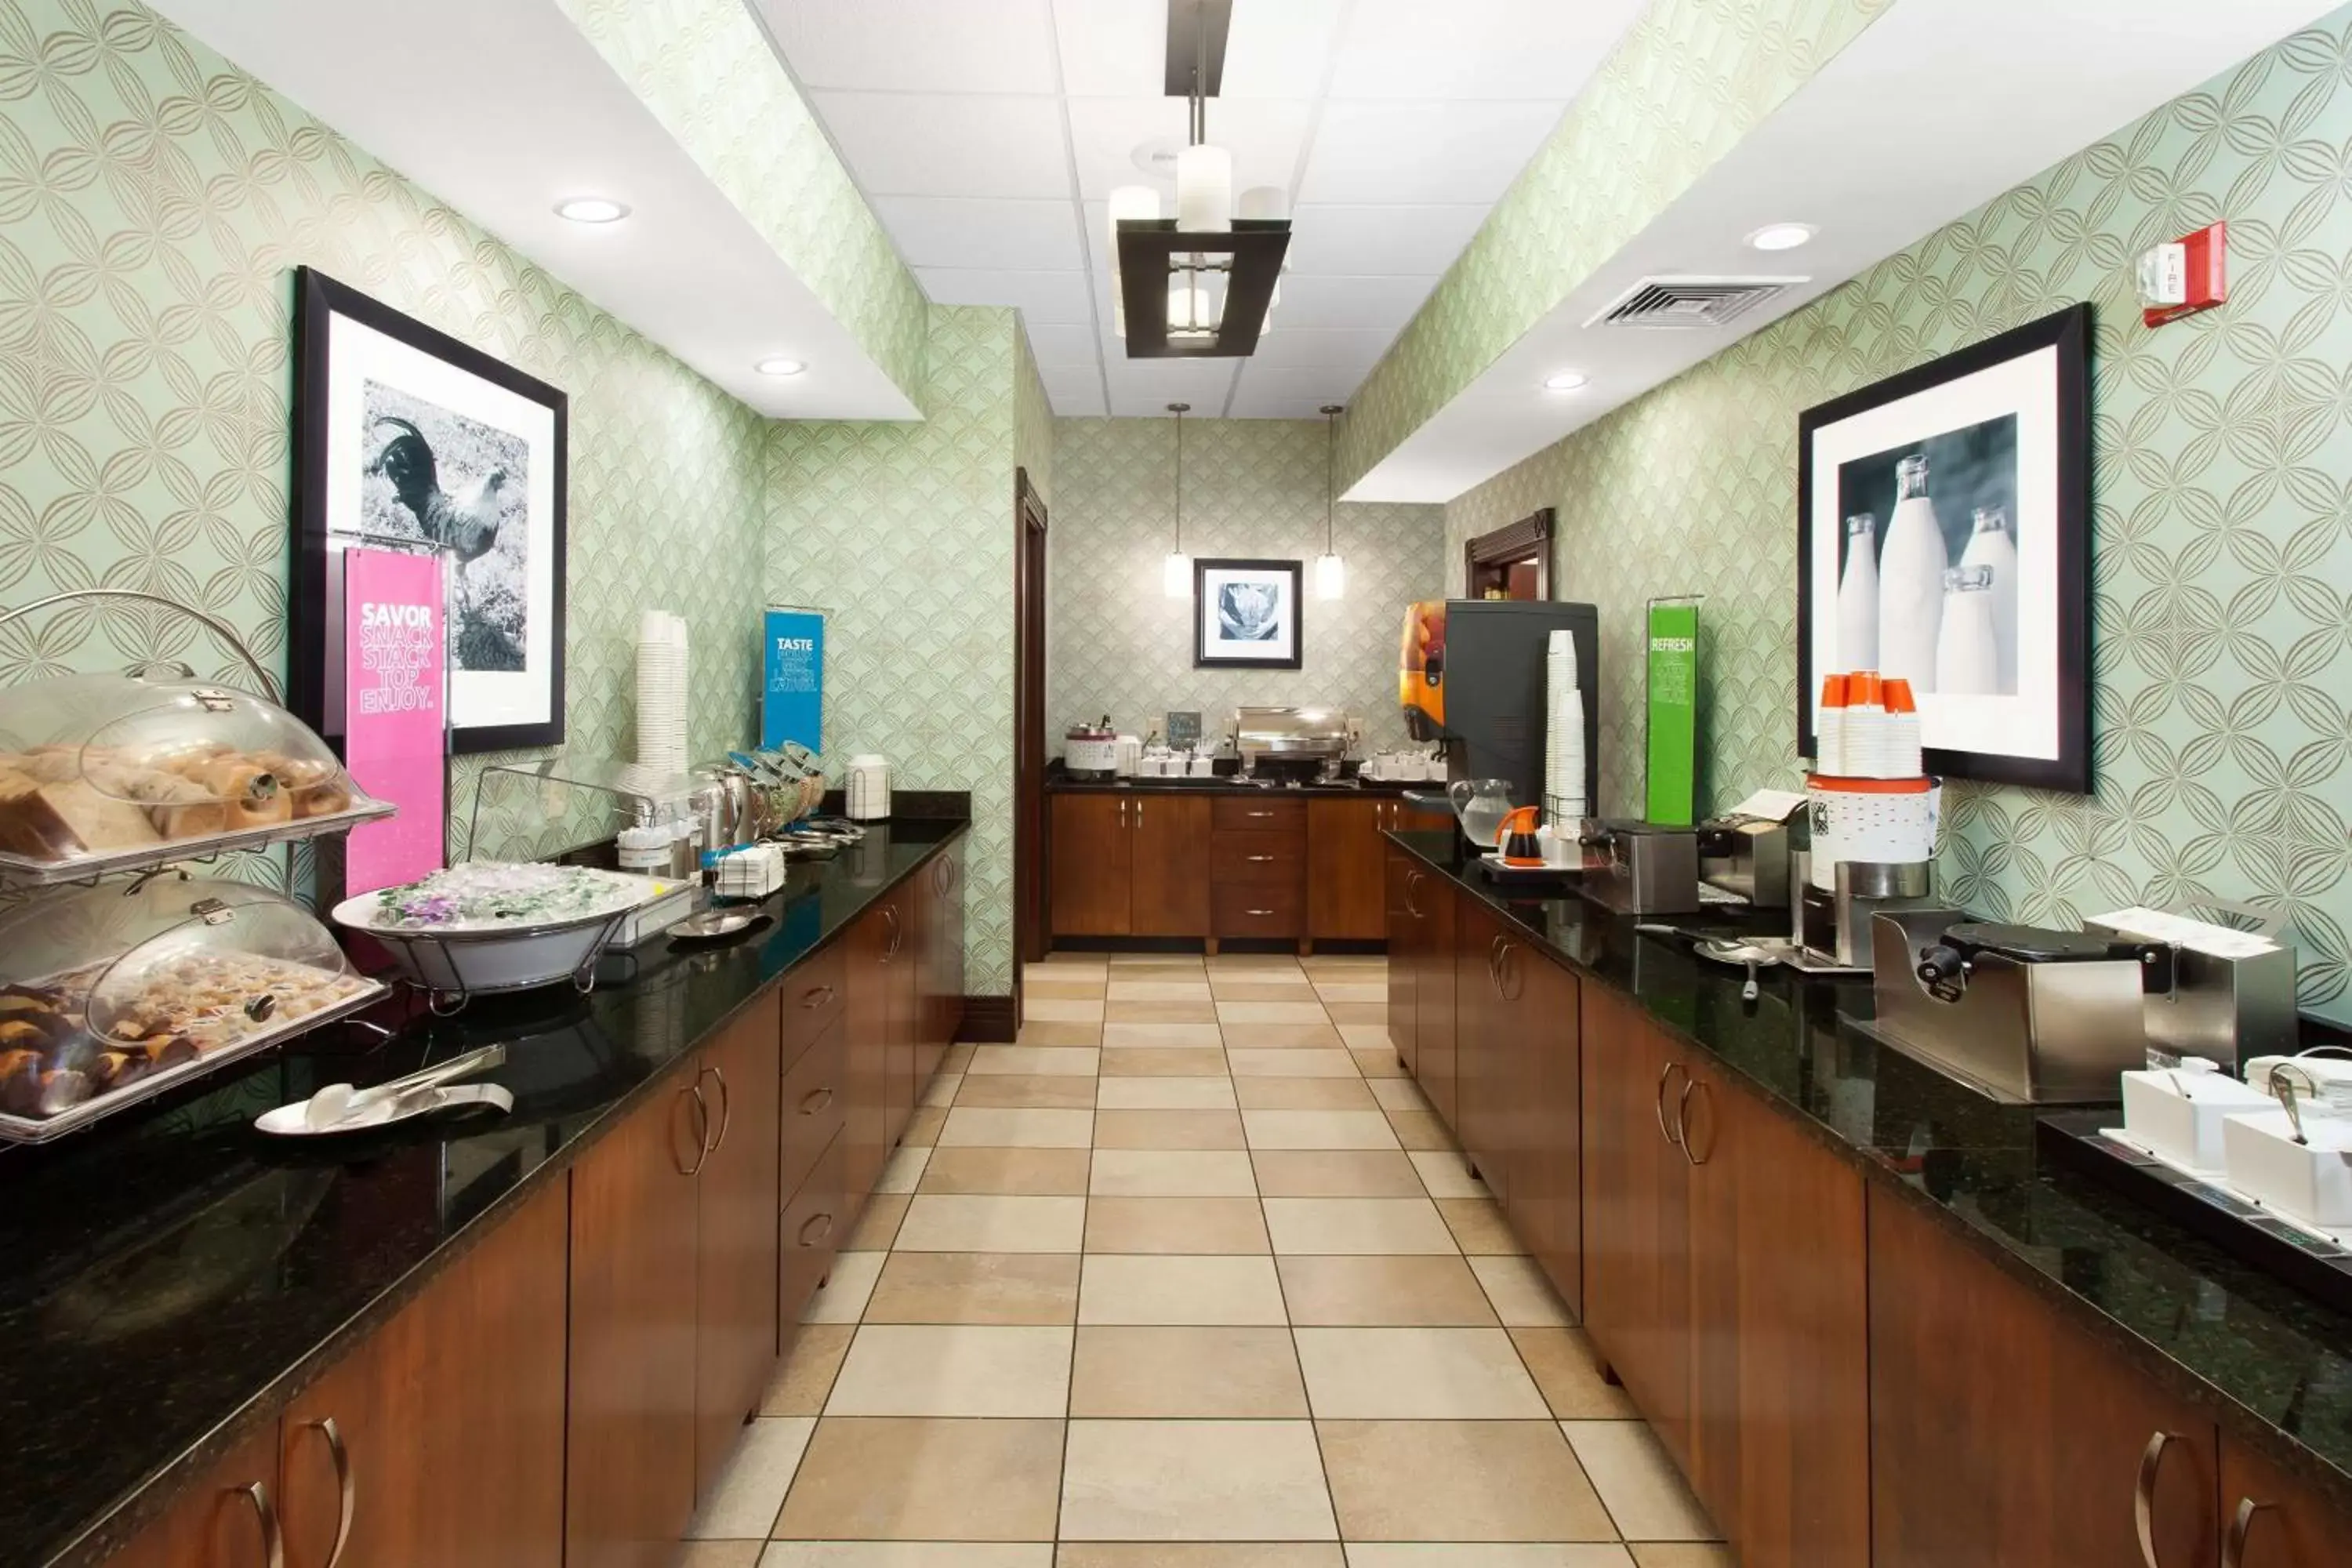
top-left (342, 548), bottom-right (448, 893)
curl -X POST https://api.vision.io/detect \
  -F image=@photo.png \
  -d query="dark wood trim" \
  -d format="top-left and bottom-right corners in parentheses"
top-left (1464, 508), bottom-right (1553, 600)
top-left (1014, 470), bottom-right (1051, 1001)
top-left (958, 995), bottom-right (1017, 1043)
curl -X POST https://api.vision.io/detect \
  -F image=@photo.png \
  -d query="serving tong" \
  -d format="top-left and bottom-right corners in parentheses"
top-left (296, 1043), bottom-right (510, 1133)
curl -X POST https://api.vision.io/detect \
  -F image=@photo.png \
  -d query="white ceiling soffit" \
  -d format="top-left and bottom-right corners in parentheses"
top-left (764, 0), bottom-right (1650, 419)
top-left (147, 0), bottom-right (919, 421)
top-left (1343, 0), bottom-right (2347, 503)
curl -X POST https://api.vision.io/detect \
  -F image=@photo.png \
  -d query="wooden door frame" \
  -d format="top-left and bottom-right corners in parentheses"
top-left (1014, 470), bottom-right (1051, 1003)
top-left (1465, 507), bottom-right (1554, 599)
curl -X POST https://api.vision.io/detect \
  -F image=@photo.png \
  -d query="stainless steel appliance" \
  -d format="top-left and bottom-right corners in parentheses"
top-left (1698, 816), bottom-right (1790, 910)
top-left (1801, 859), bottom-right (1936, 968)
top-left (1399, 599), bottom-right (1599, 814)
top-left (1579, 821), bottom-right (1701, 916)
top-left (1064, 718), bottom-right (1118, 781)
top-left (1866, 911), bottom-right (2169, 1103)
top-left (2084, 901), bottom-right (2296, 1072)
top-left (1233, 706), bottom-right (1352, 782)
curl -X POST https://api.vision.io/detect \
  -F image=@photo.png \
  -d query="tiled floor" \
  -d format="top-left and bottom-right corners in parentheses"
top-left (684, 951), bottom-right (1729, 1568)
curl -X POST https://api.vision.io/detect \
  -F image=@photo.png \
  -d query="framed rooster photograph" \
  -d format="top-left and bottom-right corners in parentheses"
top-left (290, 267), bottom-right (568, 756)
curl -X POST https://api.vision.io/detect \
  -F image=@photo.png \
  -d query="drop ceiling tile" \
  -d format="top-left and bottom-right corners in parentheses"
top-left (1102, 357), bottom-right (1243, 418)
top-left (1298, 99), bottom-right (1565, 205)
top-left (1025, 320), bottom-right (1101, 366)
top-left (1269, 274), bottom-right (1439, 331)
top-left (1221, 0), bottom-right (1348, 98)
top-left (1328, 0), bottom-right (1645, 100)
top-left (871, 196), bottom-right (1086, 270)
top-left (1050, 0), bottom-right (1163, 97)
top-left (1040, 364), bottom-right (1109, 415)
top-left (917, 267), bottom-right (1096, 324)
top-left (1227, 362), bottom-right (1369, 416)
top-left (1248, 326), bottom-right (1391, 372)
top-left (811, 92), bottom-right (1071, 198)
top-left (1066, 96), bottom-right (1312, 201)
top-left (760, 0), bottom-right (1059, 93)
top-left (1284, 204), bottom-right (1490, 275)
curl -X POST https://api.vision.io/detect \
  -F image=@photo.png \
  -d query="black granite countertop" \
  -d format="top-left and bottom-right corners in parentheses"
top-left (1388, 829), bottom-right (2352, 1513)
top-left (1047, 764), bottom-right (1439, 798)
top-left (0, 819), bottom-right (967, 1568)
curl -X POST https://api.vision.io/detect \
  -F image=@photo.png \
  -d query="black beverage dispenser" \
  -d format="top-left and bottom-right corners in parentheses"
top-left (1399, 598), bottom-right (1600, 817)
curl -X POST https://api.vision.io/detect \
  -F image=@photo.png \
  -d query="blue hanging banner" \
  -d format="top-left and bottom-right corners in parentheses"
top-left (761, 607), bottom-right (823, 752)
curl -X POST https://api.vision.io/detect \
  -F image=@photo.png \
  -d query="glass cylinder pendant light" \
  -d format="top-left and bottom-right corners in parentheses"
top-left (1315, 404), bottom-right (1346, 600)
top-left (1163, 401), bottom-right (1192, 597)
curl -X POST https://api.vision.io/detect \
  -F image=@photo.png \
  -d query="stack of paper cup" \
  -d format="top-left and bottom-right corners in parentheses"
top-left (636, 609), bottom-right (690, 773)
top-left (1817, 673), bottom-right (1850, 775)
top-left (1544, 630), bottom-right (1588, 826)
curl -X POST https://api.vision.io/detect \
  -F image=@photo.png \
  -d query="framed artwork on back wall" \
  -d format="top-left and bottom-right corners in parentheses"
top-left (290, 267), bottom-right (569, 756)
top-left (1795, 302), bottom-right (2092, 793)
top-left (1195, 557), bottom-right (1304, 670)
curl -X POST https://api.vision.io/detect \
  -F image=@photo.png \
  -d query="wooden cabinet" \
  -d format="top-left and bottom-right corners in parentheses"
top-left (780, 1129), bottom-right (848, 1326)
top-left (2220, 1436), bottom-right (2352, 1568)
top-left (1454, 895), bottom-right (1514, 1205)
top-left (1049, 793), bottom-right (1131, 935)
top-left (694, 993), bottom-right (783, 1500)
top-left (843, 906), bottom-right (895, 1206)
top-left (1512, 939), bottom-right (1582, 1319)
top-left (917, 847), bottom-right (965, 1086)
top-left (567, 1081), bottom-right (705, 1568)
top-left (885, 895), bottom-right (916, 1147)
top-left (103, 1426), bottom-right (284, 1568)
top-left (1132, 794), bottom-right (1213, 936)
top-left (1413, 866), bottom-right (1458, 1126)
top-left (1308, 797), bottom-right (1386, 940)
top-left (1384, 850), bottom-right (1420, 1073)
top-left (1871, 1185), bottom-right (2218, 1568)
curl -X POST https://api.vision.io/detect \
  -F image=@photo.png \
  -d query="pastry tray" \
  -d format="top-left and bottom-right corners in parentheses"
top-left (0, 976), bottom-right (389, 1145)
top-left (0, 792), bottom-right (395, 887)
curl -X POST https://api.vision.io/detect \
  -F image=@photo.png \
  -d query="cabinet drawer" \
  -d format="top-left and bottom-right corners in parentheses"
top-left (782, 940), bottom-right (847, 1067)
top-left (1213, 796), bottom-right (1306, 832)
top-left (1214, 881), bottom-right (1304, 937)
top-left (780, 1016), bottom-right (846, 1200)
top-left (779, 1127), bottom-right (847, 1323)
top-left (1212, 830), bottom-right (1303, 885)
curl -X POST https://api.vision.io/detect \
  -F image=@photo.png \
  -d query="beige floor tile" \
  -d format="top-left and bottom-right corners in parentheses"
top-left (1110, 953), bottom-right (1207, 971)
top-left (895, 1195), bottom-right (1087, 1253)
top-left (1470, 1255), bottom-right (1572, 1327)
top-left (863, 1252), bottom-right (1081, 1325)
top-left (1244, 1109), bottom-right (1402, 1150)
top-left (768, 1545), bottom-right (1054, 1566)
top-left (775, 1417), bottom-right (1064, 1540)
top-left (1628, 1547), bottom-right (1736, 1567)
top-left (1206, 952), bottom-right (1302, 971)
top-left (942, 1043), bottom-right (978, 1072)
top-left (802, 1251), bottom-right (886, 1323)
top-left (826, 1324), bottom-right (1072, 1417)
top-left (1062, 1547), bottom-right (1343, 1568)
top-left (1028, 997), bottom-right (1107, 1023)
top-left (1323, 1003), bottom-right (1388, 1025)
top-left (1234, 1022), bottom-right (1348, 1049)
top-left (1078, 1254), bottom-right (1290, 1325)
top-left (677, 1544), bottom-right (764, 1568)
top-left (875, 1145), bottom-right (932, 1195)
top-left (919, 1147), bottom-right (1093, 1196)
top-left (1107, 980), bottom-right (1215, 1002)
top-left (1017, 1022), bottom-right (1105, 1047)
top-left (971, 1045), bottom-right (1102, 1076)
top-left (1436, 1197), bottom-right (1526, 1254)
top-left (1229, 1048), bottom-right (1360, 1078)
top-left (1086, 1196), bottom-right (1270, 1254)
top-left (1384, 1110), bottom-right (1456, 1152)
top-left (1262, 1198), bottom-right (1457, 1255)
top-left (1094, 1108), bottom-right (1248, 1149)
top-left (1102, 1022), bottom-right (1227, 1051)
top-left (1406, 1152), bottom-right (1484, 1200)
top-left (1090, 1148), bottom-right (1259, 1196)
top-left (1510, 1329), bottom-right (1640, 1419)
top-left (1210, 980), bottom-right (1321, 1001)
top-left (1367, 1078), bottom-right (1429, 1113)
top-left (1039, 953), bottom-right (1111, 971)
top-left (1251, 1150), bottom-right (1426, 1198)
top-left (685, 1417), bottom-right (815, 1537)
top-left (938, 1107), bottom-right (1096, 1149)
top-left (764, 1324), bottom-right (856, 1415)
top-left (847, 1193), bottom-right (909, 1252)
top-left (1352, 1048), bottom-right (1407, 1078)
top-left (1344, 1548), bottom-right (1634, 1566)
top-left (1107, 999), bottom-right (1220, 1024)
top-left (1337, 1024), bottom-right (1396, 1052)
top-left (1311, 983), bottom-right (1386, 1004)
top-left (1027, 977), bottom-right (1108, 1000)
top-left (1099, 1046), bottom-right (1230, 1076)
top-left (1096, 1076), bottom-right (1238, 1109)
top-left (1276, 1255), bottom-right (1497, 1327)
top-left (1561, 1421), bottom-right (1719, 1541)
top-left (920, 1073), bottom-right (961, 1109)
top-left (1219, 1000), bottom-right (1332, 1026)
top-left (900, 1107), bottom-right (946, 1147)
top-left (1236, 1076), bottom-right (1378, 1110)
top-left (1294, 1327), bottom-right (1548, 1419)
top-left (1060, 1420), bottom-right (1337, 1541)
top-left (955, 1074), bottom-right (1097, 1110)
top-left (1318, 1421), bottom-right (1615, 1541)
top-left (1071, 1325), bottom-right (1308, 1417)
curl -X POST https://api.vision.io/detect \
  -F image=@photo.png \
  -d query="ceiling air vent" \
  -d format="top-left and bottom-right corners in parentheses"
top-left (1586, 277), bottom-right (1803, 331)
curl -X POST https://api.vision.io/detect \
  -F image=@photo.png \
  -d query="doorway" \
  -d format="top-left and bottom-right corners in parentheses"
top-left (1014, 470), bottom-right (1050, 1022)
top-left (1465, 507), bottom-right (1555, 600)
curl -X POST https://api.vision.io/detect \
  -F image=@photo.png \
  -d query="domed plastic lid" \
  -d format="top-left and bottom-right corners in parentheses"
top-left (81, 880), bottom-right (365, 1052)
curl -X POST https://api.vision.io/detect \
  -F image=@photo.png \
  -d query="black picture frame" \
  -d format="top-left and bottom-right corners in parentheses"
top-left (1795, 302), bottom-right (2091, 793)
top-left (291, 266), bottom-right (569, 755)
top-left (1193, 557), bottom-right (1304, 670)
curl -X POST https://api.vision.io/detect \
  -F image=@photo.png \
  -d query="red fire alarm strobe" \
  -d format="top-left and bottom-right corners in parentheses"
top-left (2140, 221), bottom-right (2227, 328)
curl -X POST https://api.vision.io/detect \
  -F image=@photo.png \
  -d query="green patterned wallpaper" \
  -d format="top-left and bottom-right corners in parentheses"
top-left (1447, 9), bottom-right (2352, 1018)
top-left (0, 0), bottom-right (768, 883)
top-left (768, 306), bottom-right (1020, 996)
top-left (557, 0), bottom-right (931, 405)
top-left (1338, 0), bottom-right (1891, 489)
top-left (1051, 418), bottom-right (1445, 753)
top-left (1014, 328), bottom-right (1054, 510)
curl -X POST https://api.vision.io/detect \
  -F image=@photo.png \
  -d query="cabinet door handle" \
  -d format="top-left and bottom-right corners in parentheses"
top-left (1136, 799), bottom-right (1145, 825)
top-left (702, 1064), bottom-right (732, 1153)
top-left (240, 1481), bottom-right (285, 1568)
top-left (1403, 870), bottom-right (1424, 919)
top-left (2221, 1495), bottom-right (2273, 1568)
top-left (2134, 1431), bottom-right (2178, 1568)
top-left (800, 1086), bottom-right (836, 1115)
top-left (682, 1083), bottom-right (712, 1176)
top-left (1245, 908), bottom-right (1275, 917)
top-left (1678, 1077), bottom-right (1708, 1166)
top-left (884, 905), bottom-right (902, 960)
top-left (1245, 854), bottom-right (1275, 862)
top-left (1654, 1062), bottom-right (1688, 1148)
top-left (307, 1417), bottom-right (354, 1568)
top-left (801, 984), bottom-right (837, 1009)
top-left (798, 1211), bottom-right (834, 1247)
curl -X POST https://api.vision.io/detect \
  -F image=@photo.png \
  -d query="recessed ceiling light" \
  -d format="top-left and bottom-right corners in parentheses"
top-left (1748, 222), bottom-right (1816, 252)
top-left (755, 358), bottom-right (807, 377)
top-left (1543, 371), bottom-right (1589, 392)
top-left (554, 197), bottom-right (630, 225)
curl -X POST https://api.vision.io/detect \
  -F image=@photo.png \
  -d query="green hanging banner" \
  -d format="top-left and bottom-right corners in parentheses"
top-left (1645, 601), bottom-right (1699, 826)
